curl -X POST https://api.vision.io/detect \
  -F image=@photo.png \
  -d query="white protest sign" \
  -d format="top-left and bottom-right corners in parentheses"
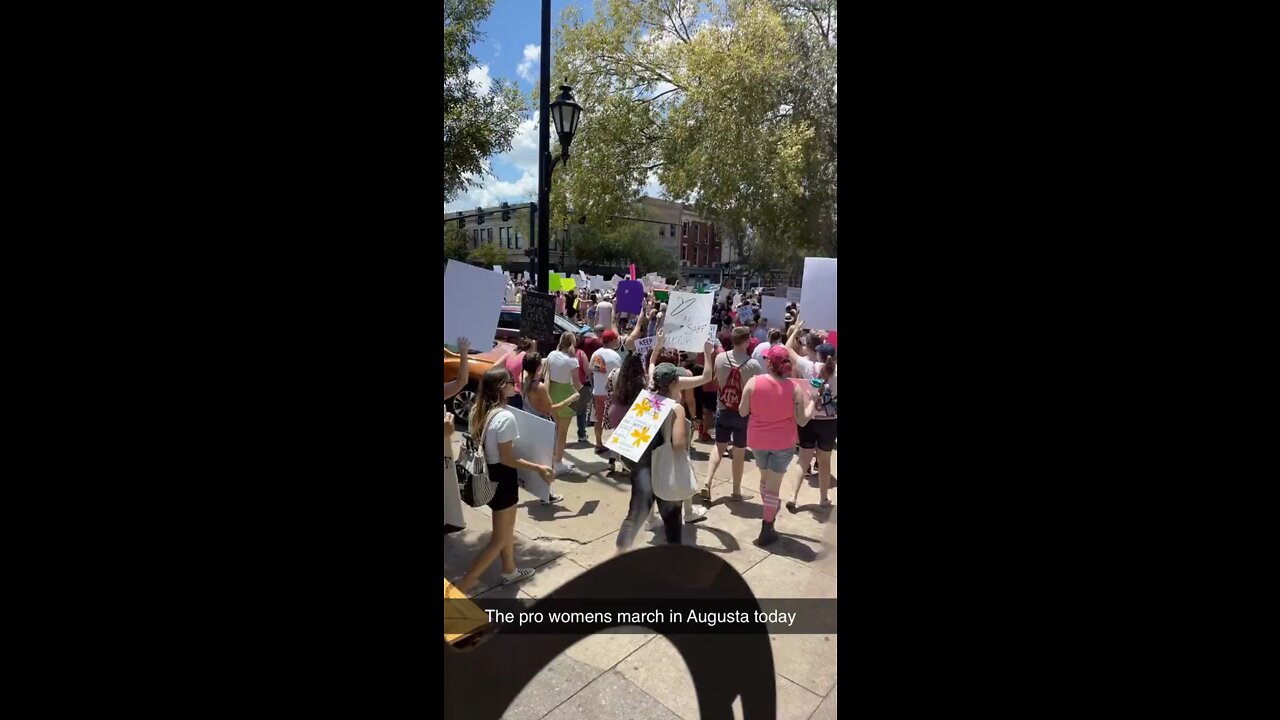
top-left (761, 296), bottom-right (789, 331)
top-left (718, 287), bottom-right (734, 304)
top-left (662, 290), bottom-right (714, 353)
top-left (494, 265), bottom-right (504, 274)
top-left (634, 335), bottom-right (656, 354)
top-left (443, 259), bottom-right (506, 349)
top-left (786, 286), bottom-right (802, 302)
top-left (606, 390), bottom-right (675, 462)
top-left (523, 271), bottom-right (531, 282)
top-left (799, 257), bottom-right (837, 331)
top-left (506, 406), bottom-right (556, 501)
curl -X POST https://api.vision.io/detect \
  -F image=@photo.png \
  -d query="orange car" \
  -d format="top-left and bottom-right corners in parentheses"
top-left (444, 341), bottom-right (516, 420)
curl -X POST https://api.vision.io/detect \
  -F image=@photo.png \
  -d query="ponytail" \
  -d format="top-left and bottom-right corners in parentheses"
top-left (557, 331), bottom-right (576, 354)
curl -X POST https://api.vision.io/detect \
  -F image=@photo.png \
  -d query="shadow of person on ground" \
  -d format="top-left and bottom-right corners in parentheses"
top-left (520, 498), bottom-right (600, 521)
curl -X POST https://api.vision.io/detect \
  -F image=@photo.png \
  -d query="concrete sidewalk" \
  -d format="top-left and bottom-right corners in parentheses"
top-left (445, 435), bottom-right (838, 720)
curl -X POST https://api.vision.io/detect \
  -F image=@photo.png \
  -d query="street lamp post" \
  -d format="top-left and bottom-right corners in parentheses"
top-left (536, 0), bottom-right (583, 293)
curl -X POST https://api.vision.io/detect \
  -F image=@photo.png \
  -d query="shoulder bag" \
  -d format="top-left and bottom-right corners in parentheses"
top-left (456, 433), bottom-right (497, 508)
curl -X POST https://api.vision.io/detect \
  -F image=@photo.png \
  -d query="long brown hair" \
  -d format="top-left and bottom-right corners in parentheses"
top-left (522, 352), bottom-right (543, 396)
top-left (470, 366), bottom-right (510, 448)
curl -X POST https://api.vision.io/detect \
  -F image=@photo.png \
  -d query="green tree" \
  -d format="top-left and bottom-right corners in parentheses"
top-left (444, 224), bottom-right (470, 262)
top-left (445, 0), bottom-right (528, 204)
top-left (468, 242), bottom-right (508, 267)
top-left (549, 0), bottom-right (837, 257)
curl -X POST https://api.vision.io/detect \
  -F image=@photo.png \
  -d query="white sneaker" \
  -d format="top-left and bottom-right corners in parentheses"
top-left (554, 461), bottom-right (574, 475)
top-left (684, 504), bottom-right (708, 524)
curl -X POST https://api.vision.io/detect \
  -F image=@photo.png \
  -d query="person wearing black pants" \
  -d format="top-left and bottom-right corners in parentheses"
top-left (616, 455), bottom-right (683, 550)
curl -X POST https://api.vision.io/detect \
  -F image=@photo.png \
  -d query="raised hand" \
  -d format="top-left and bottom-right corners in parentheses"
top-left (704, 340), bottom-right (716, 357)
top-left (457, 337), bottom-right (471, 355)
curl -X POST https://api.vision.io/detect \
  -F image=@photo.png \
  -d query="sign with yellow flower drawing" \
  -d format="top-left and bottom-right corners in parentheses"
top-left (605, 390), bottom-right (676, 463)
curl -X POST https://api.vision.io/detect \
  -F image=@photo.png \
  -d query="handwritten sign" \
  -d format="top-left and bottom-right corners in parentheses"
top-left (799, 258), bottom-right (837, 331)
top-left (520, 290), bottom-right (557, 341)
top-left (606, 390), bottom-right (675, 462)
top-left (663, 290), bottom-right (714, 353)
top-left (616, 280), bottom-right (645, 314)
top-left (634, 335), bottom-right (656, 354)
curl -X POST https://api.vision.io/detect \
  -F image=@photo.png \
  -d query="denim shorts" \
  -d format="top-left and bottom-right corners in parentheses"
top-left (754, 448), bottom-right (795, 474)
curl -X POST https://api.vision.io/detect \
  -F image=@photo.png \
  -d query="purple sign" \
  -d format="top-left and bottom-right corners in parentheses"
top-left (615, 280), bottom-right (645, 314)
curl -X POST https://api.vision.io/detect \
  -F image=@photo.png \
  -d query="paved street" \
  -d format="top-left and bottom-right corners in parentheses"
top-left (445, 434), bottom-right (839, 720)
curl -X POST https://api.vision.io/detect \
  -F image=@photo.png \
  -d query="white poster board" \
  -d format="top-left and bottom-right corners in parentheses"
top-left (494, 265), bottom-right (504, 274)
top-left (606, 390), bottom-right (676, 462)
top-left (443, 260), bottom-right (507, 349)
top-left (761, 296), bottom-right (789, 331)
top-left (523, 271), bottom-right (531, 282)
top-left (718, 287), bottom-right (734, 305)
top-left (662, 290), bottom-right (714, 352)
top-left (506, 406), bottom-right (555, 501)
top-left (786, 286), bottom-right (802, 302)
top-left (799, 258), bottom-right (837, 331)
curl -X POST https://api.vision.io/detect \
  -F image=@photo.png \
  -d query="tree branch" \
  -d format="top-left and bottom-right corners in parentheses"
top-left (636, 86), bottom-right (680, 103)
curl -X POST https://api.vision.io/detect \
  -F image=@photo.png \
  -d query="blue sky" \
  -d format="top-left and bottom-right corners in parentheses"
top-left (445, 0), bottom-right (665, 212)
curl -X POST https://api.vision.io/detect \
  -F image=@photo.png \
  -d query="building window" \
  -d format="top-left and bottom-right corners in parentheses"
top-left (515, 231), bottom-right (521, 249)
top-left (472, 229), bottom-right (480, 247)
top-left (682, 222), bottom-right (689, 236)
top-left (659, 225), bottom-right (665, 236)
top-left (670, 224), bottom-right (676, 237)
top-left (488, 228), bottom-right (494, 244)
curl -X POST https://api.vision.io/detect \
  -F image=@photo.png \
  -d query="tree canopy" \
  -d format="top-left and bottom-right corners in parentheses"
top-left (444, 224), bottom-right (470, 262)
top-left (467, 242), bottom-right (509, 267)
top-left (568, 219), bottom-right (677, 278)
top-left (549, 0), bottom-right (837, 265)
top-left (445, 0), bottom-right (528, 204)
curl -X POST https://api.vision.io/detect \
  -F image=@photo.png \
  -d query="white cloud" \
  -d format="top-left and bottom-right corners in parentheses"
top-left (443, 116), bottom-right (542, 214)
top-left (493, 40), bottom-right (502, 57)
top-left (444, 171), bottom-right (538, 213)
top-left (642, 171), bottom-right (665, 199)
top-left (504, 118), bottom-right (540, 176)
top-left (517, 44), bottom-right (540, 83)
top-left (468, 64), bottom-right (492, 94)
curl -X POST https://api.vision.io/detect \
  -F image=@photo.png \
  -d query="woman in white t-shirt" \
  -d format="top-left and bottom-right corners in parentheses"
top-left (545, 332), bottom-right (585, 476)
top-left (454, 366), bottom-right (556, 595)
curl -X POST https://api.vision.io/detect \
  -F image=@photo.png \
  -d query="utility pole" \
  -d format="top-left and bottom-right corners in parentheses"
top-left (536, 0), bottom-right (552, 293)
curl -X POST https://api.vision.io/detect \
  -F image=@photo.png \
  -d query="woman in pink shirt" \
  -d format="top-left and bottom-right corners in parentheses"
top-left (738, 345), bottom-right (815, 546)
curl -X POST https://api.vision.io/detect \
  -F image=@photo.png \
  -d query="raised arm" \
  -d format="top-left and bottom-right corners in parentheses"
top-left (443, 337), bottom-right (472, 399)
top-left (648, 328), bottom-right (666, 382)
top-left (786, 320), bottom-right (806, 365)
top-left (673, 341), bottom-right (718, 391)
top-left (623, 304), bottom-right (652, 351)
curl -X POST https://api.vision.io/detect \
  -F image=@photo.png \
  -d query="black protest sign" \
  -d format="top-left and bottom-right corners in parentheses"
top-left (520, 290), bottom-right (557, 341)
